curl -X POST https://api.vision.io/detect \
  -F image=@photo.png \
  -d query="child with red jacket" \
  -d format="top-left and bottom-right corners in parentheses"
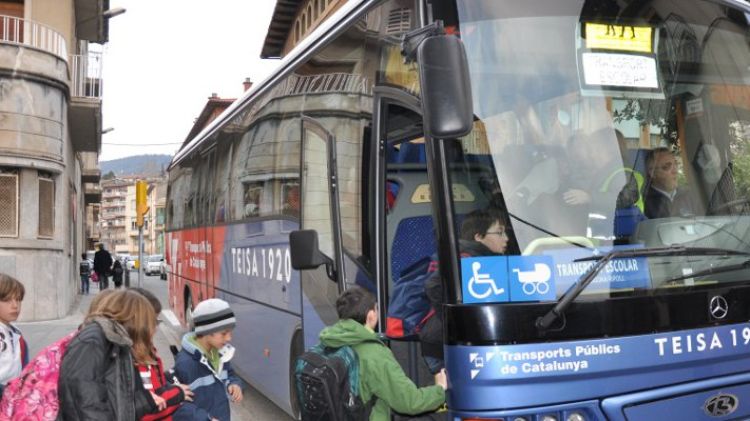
top-left (132, 287), bottom-right (193, 420)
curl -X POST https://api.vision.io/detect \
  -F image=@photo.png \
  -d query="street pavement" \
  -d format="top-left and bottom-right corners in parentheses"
top-left (18, 272), bottom-right (292, 421)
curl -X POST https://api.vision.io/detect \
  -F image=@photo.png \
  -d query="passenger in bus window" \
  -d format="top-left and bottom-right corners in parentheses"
top-left (644, 147), bottom-right (696, 218)
top-left (419, 208), bottom-right (509, 375)
top-left (319, 287), bottom-right (447, 420)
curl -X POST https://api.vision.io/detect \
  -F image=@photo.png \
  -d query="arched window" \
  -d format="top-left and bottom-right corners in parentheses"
top-left (303, 12), bottom-right (308, 32)
top-left (295, 20), bottom-right (301, 42)
top-left (308, 5), bottom-right (314, 24)
top-left (317, 0), bottom-right (324, 15)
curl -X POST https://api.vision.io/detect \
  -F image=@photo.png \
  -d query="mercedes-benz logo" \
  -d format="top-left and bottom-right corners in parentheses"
top-left (710, 296), bottom-right (729, 319)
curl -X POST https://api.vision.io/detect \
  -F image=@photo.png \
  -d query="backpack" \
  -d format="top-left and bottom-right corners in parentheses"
top-left (294, 343), bottom-right (374, 421)
top-left (386, 256), bottom-right (436, 338)
top-left (0, 330), bottom-right (77, 420)
top-left (79, 261), bottom-right (90, 277)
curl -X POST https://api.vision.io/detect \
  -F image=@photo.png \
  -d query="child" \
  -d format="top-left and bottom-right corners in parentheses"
top-left (112, 260), bottom-right (124, 289)
top-left (58, 290), bottom-right (158, 420)
top-left (131, 287), bottom-right (193, 421)
top-left (0, 274), bottom-right (27, 398)
top-left (318, 287), bottom-right (446, 420)
top-left (172, 298), bottom-right (243, 421)
top-left (79, 253), bottom-right (92, 294)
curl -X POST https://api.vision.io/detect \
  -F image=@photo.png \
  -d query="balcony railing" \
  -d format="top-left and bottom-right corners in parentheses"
top-left (0, 15), bottom-right (67, 61)
top-left (70, 52), bottom-right (103, 98)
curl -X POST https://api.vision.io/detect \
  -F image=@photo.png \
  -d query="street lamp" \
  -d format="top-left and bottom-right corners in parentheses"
top-left (102, 8), bottom-right (126, 19)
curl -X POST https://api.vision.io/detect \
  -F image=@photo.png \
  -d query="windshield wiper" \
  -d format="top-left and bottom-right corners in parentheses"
top-left (659, 258), bottom-right (750, 285)
top-left (535, 246), bottom-right (750, 332)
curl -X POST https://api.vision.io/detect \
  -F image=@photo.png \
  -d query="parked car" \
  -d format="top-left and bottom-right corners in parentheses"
top-left (126, 257), bottom-right (136, 271)
top-left (145, 255), bottom-right (164, 276)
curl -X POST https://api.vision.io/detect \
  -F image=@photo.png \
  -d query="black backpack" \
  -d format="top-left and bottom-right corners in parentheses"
top-left (79, 261), bottom-right (91, 276)
top-left (294, 343), bottom-right (375, 421)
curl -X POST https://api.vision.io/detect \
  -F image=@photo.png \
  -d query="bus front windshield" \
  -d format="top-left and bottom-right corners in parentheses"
top-left (448, 0), bottom-right (750, 304)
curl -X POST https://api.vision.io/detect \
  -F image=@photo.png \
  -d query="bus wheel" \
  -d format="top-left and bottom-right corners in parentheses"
top-left (184, 290), bottom-right (194, 328)
top-left (289, 329), bottom-right (303, 420)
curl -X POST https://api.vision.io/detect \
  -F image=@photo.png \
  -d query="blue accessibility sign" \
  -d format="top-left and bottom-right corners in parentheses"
top-left (508, 255), bottom-right (557, 302)
top-left (461, 256), bottom-right (509, 304)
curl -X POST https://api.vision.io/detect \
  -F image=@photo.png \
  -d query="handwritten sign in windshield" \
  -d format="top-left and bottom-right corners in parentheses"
top-left (582, 52), bottom-right (658, 89)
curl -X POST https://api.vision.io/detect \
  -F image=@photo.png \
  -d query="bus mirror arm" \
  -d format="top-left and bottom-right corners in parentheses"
top-left (290, 230), bottom-right (336, 281)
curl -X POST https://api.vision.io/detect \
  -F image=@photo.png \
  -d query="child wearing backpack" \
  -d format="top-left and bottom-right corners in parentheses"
top-left (57, 289), bottom-right (159, 420)
top-left (315, 287), bottom-right (447, 421)
top-left (79, 253), bottom-right (92, 294)
top-left (0, 274), bottom-right (27, 398)
top-left (131, 287), bottom-right (194, 420)
top-left (0, 289), bottom-right (119, 420)
top-left (172, 298), bottom-right (243, 421)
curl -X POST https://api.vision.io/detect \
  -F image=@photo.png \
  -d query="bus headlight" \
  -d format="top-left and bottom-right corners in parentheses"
top-left (567, 413), bottom-right (586, 421)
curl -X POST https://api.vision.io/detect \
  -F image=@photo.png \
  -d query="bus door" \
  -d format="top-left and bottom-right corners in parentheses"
top-left (376, 91), bottom-right (438, 386)
top-left (376, 91), bottom-right (493, 386)
top-left (299, 117), bottom-right (346, 349)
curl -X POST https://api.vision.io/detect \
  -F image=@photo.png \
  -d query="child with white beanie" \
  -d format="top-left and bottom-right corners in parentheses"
top-left (172, 298), bottom-right (243, 421)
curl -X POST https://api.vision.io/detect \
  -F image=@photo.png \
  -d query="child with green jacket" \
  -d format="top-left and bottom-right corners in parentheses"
top-left (318, 286), bottom-right (447, 420)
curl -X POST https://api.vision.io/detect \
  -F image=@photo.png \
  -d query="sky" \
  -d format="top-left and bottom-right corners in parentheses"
top-left (100, 0), bottom-right (281, 161)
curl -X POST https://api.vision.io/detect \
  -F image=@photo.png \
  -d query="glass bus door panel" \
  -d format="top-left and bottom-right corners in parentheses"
top-left (300, 119), bottom-right (342, 349)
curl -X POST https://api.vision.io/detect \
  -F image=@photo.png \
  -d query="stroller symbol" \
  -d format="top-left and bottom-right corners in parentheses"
top-left (513, 263), bottom-right (551, 295)
top-left (467, 261), bottom-right (505, 299)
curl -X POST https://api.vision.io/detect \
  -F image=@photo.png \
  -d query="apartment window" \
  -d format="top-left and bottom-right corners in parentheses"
top-left (0, 169), bottom-right (19, 237)
top-left (38, 173), bottom-right (54, 238)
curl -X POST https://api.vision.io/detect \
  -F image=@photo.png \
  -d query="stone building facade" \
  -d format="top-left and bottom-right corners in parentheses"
top-left (0, 0), bottom-right (117, 320)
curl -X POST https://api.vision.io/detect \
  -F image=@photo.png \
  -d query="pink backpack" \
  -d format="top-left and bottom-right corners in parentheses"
top-left (0, 330), bottom-right (77, 421)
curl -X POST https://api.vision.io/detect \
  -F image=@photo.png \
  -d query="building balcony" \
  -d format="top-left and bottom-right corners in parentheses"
top-left (80, 151), bottom-right (100, 183)
top-left (0, 15), bottom-right (68, 61)
top-left (74, 0), bottom-right (111, 44)
top-left (69, 52), bottom-right (103, 154)
top-left (84, 182), bottom-right (102, 204)
top-left (101, 200), bottom-right (125, 208)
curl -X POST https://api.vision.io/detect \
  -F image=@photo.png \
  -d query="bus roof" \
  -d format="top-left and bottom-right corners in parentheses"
top-left (170, 0), bottom-right (370, 168)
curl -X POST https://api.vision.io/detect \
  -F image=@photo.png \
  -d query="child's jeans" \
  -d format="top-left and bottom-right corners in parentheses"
top-left (80, 274), bottom-right (89, 294)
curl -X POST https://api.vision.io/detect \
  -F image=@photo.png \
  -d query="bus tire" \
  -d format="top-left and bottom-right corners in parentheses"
top-left (289, 329), bottom-right (303, 420)
top-left (184, 289), bottom-right (194, 329)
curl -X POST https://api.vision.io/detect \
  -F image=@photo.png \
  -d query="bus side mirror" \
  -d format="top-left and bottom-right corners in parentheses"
top-left (290, 230), bottom-right (333, 271)
top-left (417, 34), bottom-right (473, 139)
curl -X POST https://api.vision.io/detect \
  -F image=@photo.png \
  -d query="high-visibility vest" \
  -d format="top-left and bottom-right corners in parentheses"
top-left (600, 167), bottom-right (645, 213)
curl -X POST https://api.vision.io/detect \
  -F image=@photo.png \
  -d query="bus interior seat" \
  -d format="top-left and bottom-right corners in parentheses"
top-left (386, 166), bottom-right (491, 285)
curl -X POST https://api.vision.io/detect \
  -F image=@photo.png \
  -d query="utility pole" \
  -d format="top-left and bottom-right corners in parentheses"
top-left (135, 180), bottom-right (149, 288)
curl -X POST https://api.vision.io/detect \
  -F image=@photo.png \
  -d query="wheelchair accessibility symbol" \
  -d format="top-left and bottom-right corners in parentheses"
top-left (513, 263), bottom-right (551, 295)
top-left (467, 261), bottom-right (506, 299)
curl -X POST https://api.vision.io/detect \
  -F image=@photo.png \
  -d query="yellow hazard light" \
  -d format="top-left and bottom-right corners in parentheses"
top-left (585, 23), bottom-right (653, 53)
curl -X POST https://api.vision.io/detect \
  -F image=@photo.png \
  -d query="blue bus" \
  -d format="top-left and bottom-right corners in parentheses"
top-left (167, 0), bottom-right (750, 419)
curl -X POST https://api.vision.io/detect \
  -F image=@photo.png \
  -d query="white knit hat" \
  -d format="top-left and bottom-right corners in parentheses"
top-left (192, 298), bottom-right (236, 335)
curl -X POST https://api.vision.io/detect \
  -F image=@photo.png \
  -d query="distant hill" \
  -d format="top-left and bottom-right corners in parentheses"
top-left (101, 154), bottom-right (172, 177)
